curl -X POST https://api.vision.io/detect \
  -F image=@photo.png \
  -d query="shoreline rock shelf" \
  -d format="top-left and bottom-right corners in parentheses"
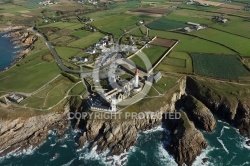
top-left (0, 26), bottom-right (38, 71)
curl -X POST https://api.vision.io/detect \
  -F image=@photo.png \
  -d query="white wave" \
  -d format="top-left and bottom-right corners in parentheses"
top-left (37, 152), bottom-right (49, 156)
top-left (0, 147), bottom-right (20, 160)
top-left (193, 146), bottom-right (215, 166)
top-left (242, 138), bottom-right (250, 150)
top-left (23, 146), bottom-right (37, 155)
top-left (240, 161), bottom-right (250, 166)
top-left (141, 125), bottom-right (163, 134)
top-left (73, 129), bottom-right (83, 134)
top-left (50, 153), bottom-right (59, 161)
top-left (61, 158), bottom-right (76, 166)
top-left (217, 138), bottom-right (229, 154)
top-left (226, 155), bottom-right (236, 165)
top-left (156, 143), bottom-right (177, 166)
top-left (4, 145), bottom-right (37, 158)
top-left (76, 141), bottom-right (89, 152)
top-left (107, 153), bottom-right (128, 166)
top-left (50, 143), bottom-right (56, 147)
top-left (79, 145), bottom-right (106, 161)
top-left (60, 144), bottom-right (68, 148)
top-left (219, 126), bottom-right (230, 137)
top-left (48, 130), bottom-right (56, 136)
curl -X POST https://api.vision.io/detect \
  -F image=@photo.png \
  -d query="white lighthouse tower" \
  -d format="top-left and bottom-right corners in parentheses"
top-left (133, 69), bottom-right (141, 93)
top-left (134, 69), bottom-right (139, 88)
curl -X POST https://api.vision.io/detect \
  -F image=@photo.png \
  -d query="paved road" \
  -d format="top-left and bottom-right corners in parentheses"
top-left (32, 28), bottom-right (93, 76)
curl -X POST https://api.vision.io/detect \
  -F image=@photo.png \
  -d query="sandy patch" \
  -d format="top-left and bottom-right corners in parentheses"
top-left (1, 13), bottom-right (16, 17)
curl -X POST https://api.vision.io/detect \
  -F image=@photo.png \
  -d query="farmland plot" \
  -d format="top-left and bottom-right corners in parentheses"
top-left (190, 53), bottom-right (250, 79)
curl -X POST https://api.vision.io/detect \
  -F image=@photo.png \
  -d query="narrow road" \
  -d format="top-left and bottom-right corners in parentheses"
top-left (32, 28), bottom-right (93, 76)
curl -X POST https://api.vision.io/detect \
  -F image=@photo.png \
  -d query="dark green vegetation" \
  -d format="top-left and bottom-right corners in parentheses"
top-left (146, 18), bottom-right (187, 31)
top-left (190, 53), bottom-right (250, 79)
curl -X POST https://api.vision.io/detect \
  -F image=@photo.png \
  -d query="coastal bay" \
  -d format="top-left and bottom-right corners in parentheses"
top-left (0, 33), bottom-right (20, 71)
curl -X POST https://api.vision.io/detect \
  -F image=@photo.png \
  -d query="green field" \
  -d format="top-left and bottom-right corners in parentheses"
top-left (190, 53), bottom-right (250, 79)
top-left (131, 45), bottom-right (167, 71)
top-left (166, 9), bottom-right (215, 25)
top-left (211, 16), bottom-right (250, 39)
top-left (146, 18), bottom-right (187, 31)
top-left (68, 32), bottom-right (104, 48)
top-left (22, 75), bottom-right (74, 109)
top-left (152, 76), bottom-right (179, 94)
top-left (55, 47), bottom-right (81, 59)
top-left (91, 14), bottom-right (152, 37)
top-left (191, 28), bottom-right (250, 56)
top-left (41, 22), bottom-right (81, 29)
top-left (156, 52), bottom-right (193, 73)
top-left (71, 30), bottom-right (92, 38)
top-left (69, 83), bottom-right (86, 96)
top-left (0, 61), bottom-right (60, 93)
top-left (147, 30), bottom-right (236, 54)
top-left (179, 4), bottom-right (220, 12)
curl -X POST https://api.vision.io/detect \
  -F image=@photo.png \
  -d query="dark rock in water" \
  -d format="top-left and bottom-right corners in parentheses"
top-left (202, 158), bottom-right (209, 163)
top-left (246, 140), bottom-right (250, 146)
top-left (164, 112), bottom-right (207, 166)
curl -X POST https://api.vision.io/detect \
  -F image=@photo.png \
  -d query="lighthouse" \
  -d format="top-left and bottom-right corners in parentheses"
top-left (134, 69), bottom-right (139, 88)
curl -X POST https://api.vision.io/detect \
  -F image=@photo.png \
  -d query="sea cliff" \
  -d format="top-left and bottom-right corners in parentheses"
top-left (0, 76), bottom-right (249, 165)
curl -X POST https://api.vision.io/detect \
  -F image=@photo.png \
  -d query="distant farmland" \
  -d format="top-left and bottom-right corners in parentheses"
top-left (130, 8), bottom-right (169, 14)
top-left (146, 18), bottom-right (186, 31)
top-left (190, 53), bottom-right (250, 79)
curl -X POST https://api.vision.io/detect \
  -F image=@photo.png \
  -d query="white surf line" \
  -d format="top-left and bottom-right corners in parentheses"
top-left (216, 138), bottom-right (229, 154)
top-left (217, 126), bottom-right (230, 154)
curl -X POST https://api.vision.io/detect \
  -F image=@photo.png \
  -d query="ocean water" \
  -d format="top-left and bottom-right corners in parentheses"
top-left (0, 119), bottom-right (249, 166)
top-left (0, 34), bottom-right (20, 71)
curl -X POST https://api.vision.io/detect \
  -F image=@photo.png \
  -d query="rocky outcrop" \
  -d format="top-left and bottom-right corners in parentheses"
top-left (2, 28), bottom-right (38, 60)
top-left (184, 95), bottom-right (216, 132)
top-left (78, 117), bottom-right (161, 156)
top-left (186, 76), bottom-right (250, 138)
top-left (234, 101), bottom-right (250, 138)
top-left (164, 112), bottom-right (207, 166)
top-left (0, 108), bottom-right (70, 157)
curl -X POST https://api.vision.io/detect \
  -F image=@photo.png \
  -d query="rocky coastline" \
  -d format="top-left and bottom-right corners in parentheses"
top-left (0, 76), bottom-right (249, 165)
top-left (0, 107), bottom-right (71, 158)
top-left (0, 26), bottom-right (38, 71)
